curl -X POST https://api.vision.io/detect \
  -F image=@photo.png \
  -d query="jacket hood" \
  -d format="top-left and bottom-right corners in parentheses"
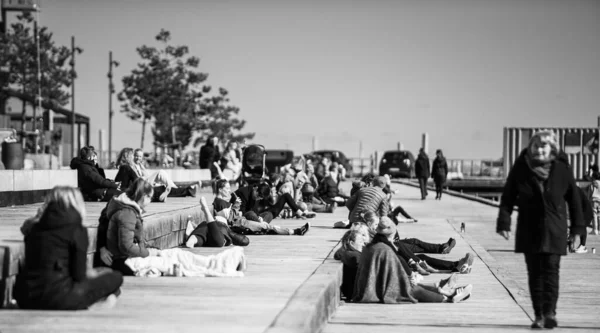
top-left (106, 192), bottom-right (143, 220)
top-left (70, 157), bottom-right (84, 170)
top-left (37, 202), bottom-right (83, 230)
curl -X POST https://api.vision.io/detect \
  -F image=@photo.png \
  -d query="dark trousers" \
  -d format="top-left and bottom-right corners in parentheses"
top-left (401, 238), bottom-right (443, 254)
top-left (244, 211), bottom-right (274, 223)
top-left (188, 221), bottom-right (226, 247)
top-left (416, 254), bottom-right (458, 271)
top-left (524, 253), bottom-right (561, 317)
top-left (418, 177), bottom-right (428, 198)
top-left (111, 258), bottom-right (136, 276)
top-left (390, 206), bottom-right (414, 220)
top-left (17, 271), bottom-right (124, 310)
top-left (434, 179), bottom-right (444, 198)
top-left (267, 193), bottom-right (301, 217)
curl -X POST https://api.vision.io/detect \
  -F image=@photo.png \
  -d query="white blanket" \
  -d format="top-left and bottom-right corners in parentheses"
top-left (125, 247), bottom-right (247, 278)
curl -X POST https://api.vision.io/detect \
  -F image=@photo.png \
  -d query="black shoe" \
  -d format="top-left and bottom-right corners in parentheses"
top-left (531, 316), bottom-right (544, 329)
top-left (544, 315), bottom-right (557, 329)
top-left (228, 228), bottom-right (249, 246)
top-left (294, 222), bottom-right (310, 235)
top-left (441, 238), bottom-right (456, 254)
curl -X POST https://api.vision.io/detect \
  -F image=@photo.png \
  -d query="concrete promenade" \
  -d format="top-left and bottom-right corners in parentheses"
top-left (324, 182), bottom-right (600, 333)
top-left (0, 183), bottom-right (599, 332)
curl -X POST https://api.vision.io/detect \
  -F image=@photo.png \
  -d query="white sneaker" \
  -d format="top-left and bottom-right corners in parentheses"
top-left (451, 284), bottom-right (473, 303)
top-left (574, 245), bottom-right (588, 254)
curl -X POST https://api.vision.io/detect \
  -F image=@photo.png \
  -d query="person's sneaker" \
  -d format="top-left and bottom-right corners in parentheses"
top-left (303, 212), bottom-right (316, 219)
top-left (574, 245), bottom-right (588, 254)
top-left (411, 262), bottom-right (430, 276)
top-left (451, 284), bottom-right (473, 303)
top-left (294, 222), bottom-right (310, 235)
top-left (457, 253), bottom-right (474, 274)
top-left (544, 315), bottom-right (558, 329)
top-left (438, 273), bottom-right (459, 294)
top-left (410, 271), bottom-right (423, 286)
top-left (441, 238), bottom-right (456, 254)
top-left (531, 316), bottom-right (544, 329)
top-left (326, 203), bottom-right (337, 213)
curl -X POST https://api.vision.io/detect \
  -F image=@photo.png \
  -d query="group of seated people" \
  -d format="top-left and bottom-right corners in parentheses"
top-left (333, 174), bottom-right (475, 303)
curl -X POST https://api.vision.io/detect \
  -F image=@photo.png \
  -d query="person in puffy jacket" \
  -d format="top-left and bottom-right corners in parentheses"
top-left (105, 178), bottom-right (157, 275)
top-left (15, 186), bottom-right (123, 310)
top-left (415, 148), bottom-right (430, 200)
top-left (431, 149), bottom-right (448, 200)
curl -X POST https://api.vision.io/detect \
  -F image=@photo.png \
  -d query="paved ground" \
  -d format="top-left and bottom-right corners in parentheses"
top-left (322, 183), bottom-right (600, 333)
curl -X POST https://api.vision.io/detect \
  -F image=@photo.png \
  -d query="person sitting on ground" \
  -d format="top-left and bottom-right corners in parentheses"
top-left (300, 183), bottom-right (336, 213)
top-left (105, 178), bottom-right (159, 275)
top-left (212, 179), bottom-right (309, 236)
top-left (352, 216), bottom-right (473, 304)
top-left (334, 228), bottom-right (463, 301)
top-left (184, 197), bottom-right (250, 248)
top-left (131, 148), bottom-right (197, 200)
top-left (588, 174), bottom-right (600, 235)
top-left (72, 146), bottom-right (121, 202)
top-left (317, 165), bottom-right (344, 205)
top-left (15, 186), bottom-right (123, 310)
top-left (346, 176), bottom-right (390, 223)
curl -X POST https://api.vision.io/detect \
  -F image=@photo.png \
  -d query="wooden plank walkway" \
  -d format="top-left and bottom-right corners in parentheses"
top-left (0, 186), bottom-right (350, 333)
top-left (323, 183), bottom-right (600, 333)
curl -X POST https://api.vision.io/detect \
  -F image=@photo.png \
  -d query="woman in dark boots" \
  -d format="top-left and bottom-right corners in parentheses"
top-left (496, 130), bottom-right (585, 329)
top-left (431, 149), bottom-right (448, 200)
top-left (15, 187), bottom-right (123, 310)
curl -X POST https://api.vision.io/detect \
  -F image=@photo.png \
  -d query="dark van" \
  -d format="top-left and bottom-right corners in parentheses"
top-left (379, 150), bottom-right (415, 178)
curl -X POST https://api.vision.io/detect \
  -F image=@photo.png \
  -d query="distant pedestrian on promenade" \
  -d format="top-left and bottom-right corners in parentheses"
top-left (496, 130), bottom-right (585, 329)
top-left (15, 186), bottom-right (123, 310)
top-left (415, 148), bottom-right (430, 200)
top-left (199, 136), bottom-right (221, 179)
top-left (431, 149), bottom-right (448, 200)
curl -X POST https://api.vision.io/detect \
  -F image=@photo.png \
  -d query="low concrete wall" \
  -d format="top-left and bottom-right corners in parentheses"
top-left (0, 169), bottom-right (77, 192)
top-left (103, 168), bottom-right (212, 183)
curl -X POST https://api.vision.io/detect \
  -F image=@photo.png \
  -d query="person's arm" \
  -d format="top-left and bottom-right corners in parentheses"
top-left (564, 166), bottom-right (586, 236)
top-left (116, 210), bottom-right (149, 258)
top-left (378, 196), bottom-right (390, 217)
top-left (86, 166), bottom-right (118, 189)
top-left (70, 225), bottom-right (89, 282)
top-left (345, 192), bottom-right (358, 210)
top-left (496, 163), bottom-right (520, 233)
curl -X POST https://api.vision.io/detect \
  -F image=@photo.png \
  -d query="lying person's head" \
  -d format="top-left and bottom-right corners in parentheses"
top-left (350, 222), bottom-right (371, 243)
top-left (215, 178), bottom-right (231, 198)
top-left (341, 229), bottom-right (367, 253)
top-left (360, 211), bottom-right (380, 232)
top-left (126, 178), bottom-right (154, 209)
top-left (375, 216), bottom-right (397, 241)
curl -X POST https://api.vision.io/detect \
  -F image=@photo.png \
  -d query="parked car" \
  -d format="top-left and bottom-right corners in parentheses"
top-left (379, 150), bottom-right (415, 178)
top-left (308, 150), bottom-right (353, 178)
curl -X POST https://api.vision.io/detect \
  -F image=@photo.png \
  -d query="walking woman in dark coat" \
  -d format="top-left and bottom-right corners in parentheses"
top-left (431, 149), bottom-right (448, 200)
top-left (415, 148), bottom-right (430, 200)
top-left (15, 186), bottom-right (123, 310)
top-left (199, 136), bottom-right (221, 179)
top-left (496, 130), bottom-right (585, 329)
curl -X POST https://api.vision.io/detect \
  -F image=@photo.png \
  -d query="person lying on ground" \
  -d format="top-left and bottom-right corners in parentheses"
top-left (352, 217), bottom-right (473, 304)
top-left (71, 146), bottom-right (121, 202)
top-left (184, 196), bottom-right (249, 248)
top-left (334, 229), bottom-right (463, 301)
top-left (15, 186), bottom-right (123, 310)
top-left (213, 179), bottom-right (309, 236)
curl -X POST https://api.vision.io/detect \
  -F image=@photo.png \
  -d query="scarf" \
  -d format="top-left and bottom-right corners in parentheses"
top-left (524, 151), bottom-right (554, 181)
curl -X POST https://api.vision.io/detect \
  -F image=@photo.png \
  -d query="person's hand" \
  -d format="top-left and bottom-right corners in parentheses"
top-left (497, 230), bottom-right (511, 240)
top-left (100, 246), bottom-right (113, 266)
top-left (568, 233), bottom-right (581, 252)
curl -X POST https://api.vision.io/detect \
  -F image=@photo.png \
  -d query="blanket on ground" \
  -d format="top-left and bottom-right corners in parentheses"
top-left (352, 242), bottom-right (417, 304)
top-left (125, 247), bottom-right (247, 277)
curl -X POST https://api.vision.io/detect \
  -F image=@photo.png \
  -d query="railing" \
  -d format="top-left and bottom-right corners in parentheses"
top-left (446, 159), bottom-right (504, 178)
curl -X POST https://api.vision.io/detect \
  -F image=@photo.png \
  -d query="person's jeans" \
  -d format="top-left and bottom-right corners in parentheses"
top-left (65, 271), bottom-right (123, 309)
top-left (418, 178), bottom-right (428, 198)
top-left (416, 254), bottom-right (458, 271)
top-left (402, 238), bottom-right (443, 254)
top-left (390, 206), bottom-right (414, 220)
top-left (411, 284), bottom-right (444, 303)
top-left (188, 221), bottom-right (227, 247)
top-left (266, 193), bottom-right (301, 217)
top-left (434, 179), bottom-right (444, 198)
top-left (524, 253), bottom-right (561, 317)
top-left (232, 216), bottom-right (291, 235)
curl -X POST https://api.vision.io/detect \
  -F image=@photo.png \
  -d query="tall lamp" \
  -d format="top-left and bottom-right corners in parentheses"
top-left (107, 51), bottom-right (119, 165)
top-left (69, 36), bottom-right (82, 159)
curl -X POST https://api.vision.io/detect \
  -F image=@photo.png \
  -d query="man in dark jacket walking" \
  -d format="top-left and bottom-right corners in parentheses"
top-left (199, 136), bottom-right (221, 179)
top-left (496, 131), bottom-right (585, 329)
top-left (415, 148), bottom-right (430, 200)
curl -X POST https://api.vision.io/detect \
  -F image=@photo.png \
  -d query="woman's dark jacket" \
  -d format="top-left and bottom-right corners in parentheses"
top-left (115, 164), bottom-right (139, 190)
top-left (496, 149), bottom-right (585, 255)
top-left (15, 204), bottom-right (89, 309)
top-left (431, 157), bottom-right (448, 183)
top-left (318, 175), bottom-right (339, 200)
top-left (415, 153), bottom-right (430, 179)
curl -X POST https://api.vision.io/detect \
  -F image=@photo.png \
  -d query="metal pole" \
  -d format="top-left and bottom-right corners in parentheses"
top-left (108, 51), bottom-right (113, 164)
top-left (33, 18), bottom-right (39, 154)
top-left (71, 36), bottom-right (76, 159)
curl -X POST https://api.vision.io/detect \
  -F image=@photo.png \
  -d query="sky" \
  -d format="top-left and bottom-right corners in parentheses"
top-left (3, 0), bottom-right (600, 159)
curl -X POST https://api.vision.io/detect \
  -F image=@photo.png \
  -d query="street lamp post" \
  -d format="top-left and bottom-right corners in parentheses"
top-left (107, 51), bottom-right (119, 165)
top-left (70, 36), bottom-right (82, 159)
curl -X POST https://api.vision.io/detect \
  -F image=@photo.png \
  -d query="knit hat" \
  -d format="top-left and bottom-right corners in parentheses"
top-left (375, 216), bottom-right (396, 236)
top-left (302, 183), bottom-right (315, 193)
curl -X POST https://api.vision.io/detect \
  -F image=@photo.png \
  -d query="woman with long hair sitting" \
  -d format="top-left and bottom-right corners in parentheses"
top-left (15, 187), bottom-right (123, 310)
